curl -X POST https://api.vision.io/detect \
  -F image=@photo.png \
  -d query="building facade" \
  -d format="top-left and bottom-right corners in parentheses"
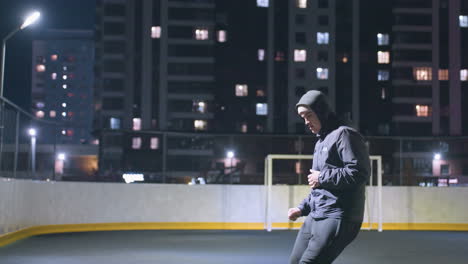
top-left (31, 29), bottom-right (95, 144)
top-left (93, 0), bottom-right (468, 183)
top-left (92, 0), bottom-right (361, 179)
top-left (362, 0), bottom-right (468, 136)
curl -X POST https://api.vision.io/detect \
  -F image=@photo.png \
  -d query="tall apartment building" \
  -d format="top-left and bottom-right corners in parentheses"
top-left (93, 0), bottom-right (359, 179)
top-left (215, 0), bottom-right (359, 134)
top-left (363, 0), bottom-right (468, 136)
top-left (31, 29), bottom-right (95, 144)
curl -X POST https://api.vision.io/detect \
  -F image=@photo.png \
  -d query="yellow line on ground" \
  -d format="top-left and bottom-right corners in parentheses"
top-left (1, 222), bottom-right (467, 247)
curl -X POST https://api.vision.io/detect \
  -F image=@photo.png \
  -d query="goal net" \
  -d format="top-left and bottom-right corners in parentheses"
top-left (264, 154), bottom-right (383, 232)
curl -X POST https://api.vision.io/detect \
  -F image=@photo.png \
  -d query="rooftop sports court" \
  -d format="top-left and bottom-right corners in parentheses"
top-left (1, 176), bottom-right (468, 263)
top-left (1, 230), bottom-right (467, 263)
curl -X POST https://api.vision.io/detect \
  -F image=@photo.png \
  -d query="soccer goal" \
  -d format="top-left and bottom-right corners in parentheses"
top-left (264, 154), bottom-right (383, 232)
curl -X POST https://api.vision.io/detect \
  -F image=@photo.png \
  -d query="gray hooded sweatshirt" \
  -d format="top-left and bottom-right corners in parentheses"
top-left (296, 91), bottom-right (370, 222)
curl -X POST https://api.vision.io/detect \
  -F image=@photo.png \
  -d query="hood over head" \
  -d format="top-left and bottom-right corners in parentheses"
top-left (296, 90), bottom-right (341, 137)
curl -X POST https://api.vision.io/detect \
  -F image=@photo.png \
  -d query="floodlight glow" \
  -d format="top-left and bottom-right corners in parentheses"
top-left (434, 153), bottom-right (441, 160)
top-left (57, 153), bottom-right (66, 161)
top-left (28, 128), bottom-right (37, 137)
top-left (227, 151), bottom-right (235, 159)
top-left (20, 11), bottom-right (40, 30)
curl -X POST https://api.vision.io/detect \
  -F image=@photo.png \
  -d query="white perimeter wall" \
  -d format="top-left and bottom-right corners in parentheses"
top-left (1, 179), bottom-right (467, 235)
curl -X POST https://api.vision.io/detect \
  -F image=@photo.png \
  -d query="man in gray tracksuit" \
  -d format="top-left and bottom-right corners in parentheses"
top-left (288, 91), bottom-right (370, 264)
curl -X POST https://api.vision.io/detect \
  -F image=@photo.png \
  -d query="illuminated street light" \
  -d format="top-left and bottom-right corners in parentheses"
top-left (226, 150), bottom-right (235, 184)
top-left (28, 128), bottom-right (37, 137)
top-left (28, 128), bottom-right (37, 177)
top-left (1, 11), bottom-right (41, 98)
top-left (57, 153), bottom-right (66, 161)
top-left (20, 11), bottom-right (41, 30)
top-left (434, 153), bottom-right (441, 160)
top-left (0, 11), bottom-right (41, 171)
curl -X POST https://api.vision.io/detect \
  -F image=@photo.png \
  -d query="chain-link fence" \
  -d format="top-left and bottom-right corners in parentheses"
top-left (97, 130), bottom-right (468, 186)
top-left (0, 97), bottom-right (58, 180)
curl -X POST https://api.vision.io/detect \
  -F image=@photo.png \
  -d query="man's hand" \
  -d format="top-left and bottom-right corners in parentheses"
top-left (288, 207), bottom-right (302, 221)
top-left (308, 169), bottom-right (321, 189)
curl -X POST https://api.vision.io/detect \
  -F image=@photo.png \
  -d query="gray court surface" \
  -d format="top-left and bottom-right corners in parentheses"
top-left (0, 230), bottom-right (467, 264)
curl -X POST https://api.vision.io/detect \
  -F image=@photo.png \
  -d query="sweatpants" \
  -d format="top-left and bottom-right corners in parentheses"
top-left (289, 215), bottom-right (362, 264)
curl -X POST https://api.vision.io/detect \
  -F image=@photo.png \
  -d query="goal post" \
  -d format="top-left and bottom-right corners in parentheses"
top-left (264, 154), bottom-right (383, 232)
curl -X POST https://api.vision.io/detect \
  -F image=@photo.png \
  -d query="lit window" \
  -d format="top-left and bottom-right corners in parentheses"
top-left (377, 51), bottom-right (390, 64)
top-left (194, 120), bottom-right (207, 131)
top-left (51, 54), bottom-right (58, 61)
top-left (460, 16), bottom-right (468, 27)
top-left (378, 70), bottom-right (389, 81)
top-left (62, 112), bottom-right (67, 117)
top-left (258, 49), bottom-right (265, 61)
top-left (256, 103), bottom-right (268, 115)
top-left (150, 137), bottom-right (159, 149)
top-left (193, 101), bottom-right (207, 113)
top-left (241, 123), bottom-right (248, 133)
top-left (257, 0), bottom-right (269, 7)
top-left (195, 28), bottom-right (209, 40)
top-left (51, 73), bottom-right (57, 80)
top-left (50, 110), bottom-right (56, 118)
top-left (36, 102), bottom-right (45, 108)
top-left (297, 0), bottom-right (307, 8)
top-left (342, 55), bottom-right (348, 63)
top-left (415, 105), bottom-right (430, 117)
top-left (217, 30), bottom-right (227, 42)
top-left (461, 69), bottom-right (468, 81)
top-left (35, 110), bottom-right (45, 118)
top-left (256, 90), bottom-right (265, 97)
top-left (110, 117), bottom-right (121, 130)
top-left (62, 103), bottom-right (67, 108)
top-left (62, 84), bottom-right (67, 89)
top-left (61, 130), bottom-right (66, 135)
top-left (381, 88), bottom-right (386, 100)
top-left (413, 67), bottom-right (432, 81)
top-left (133, 118), bottom-right (141, 131)
top-left (62, 75), bottom-right (68, 80)
top-left (317, 32), bottom-right (329, 44)
top-left (377, 33), bottom-right (389, 45)
top-left (316, 68), bottom-right (329, 80)
top-left (438, 69), bottom-right (448, 81)
top-left (151, 26), bottom-right (161, 38)
top-left (63, 66), bottom-right (67, 71)
top-left (295, 161), bottom-right (302, 174)
top-left (294, 49), bottom-right (307, 62)
top-left (36, 64), bottom-right (46, 72)
top-left (132, 137), bottom-right (142, 149)
top-left (235, 84), bottom-right (248, 96)
top-left (67, 129), bottom-right (74, 137)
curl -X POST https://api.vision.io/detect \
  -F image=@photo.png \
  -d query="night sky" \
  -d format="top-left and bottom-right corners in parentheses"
top-left (0, 0), bottom-right (95, 108)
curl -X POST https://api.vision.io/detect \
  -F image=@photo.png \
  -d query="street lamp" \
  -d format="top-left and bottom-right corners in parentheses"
top-left (28, 128), bottom-right (37, 177)
top-left (226, 150), bottom-right (235, 183)
top-left (57, 153), bottom-right (66, 161)
top-left (0, 11), bottom-right (40, 173)
top-left (1, 11), bottom-right (41, 98)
